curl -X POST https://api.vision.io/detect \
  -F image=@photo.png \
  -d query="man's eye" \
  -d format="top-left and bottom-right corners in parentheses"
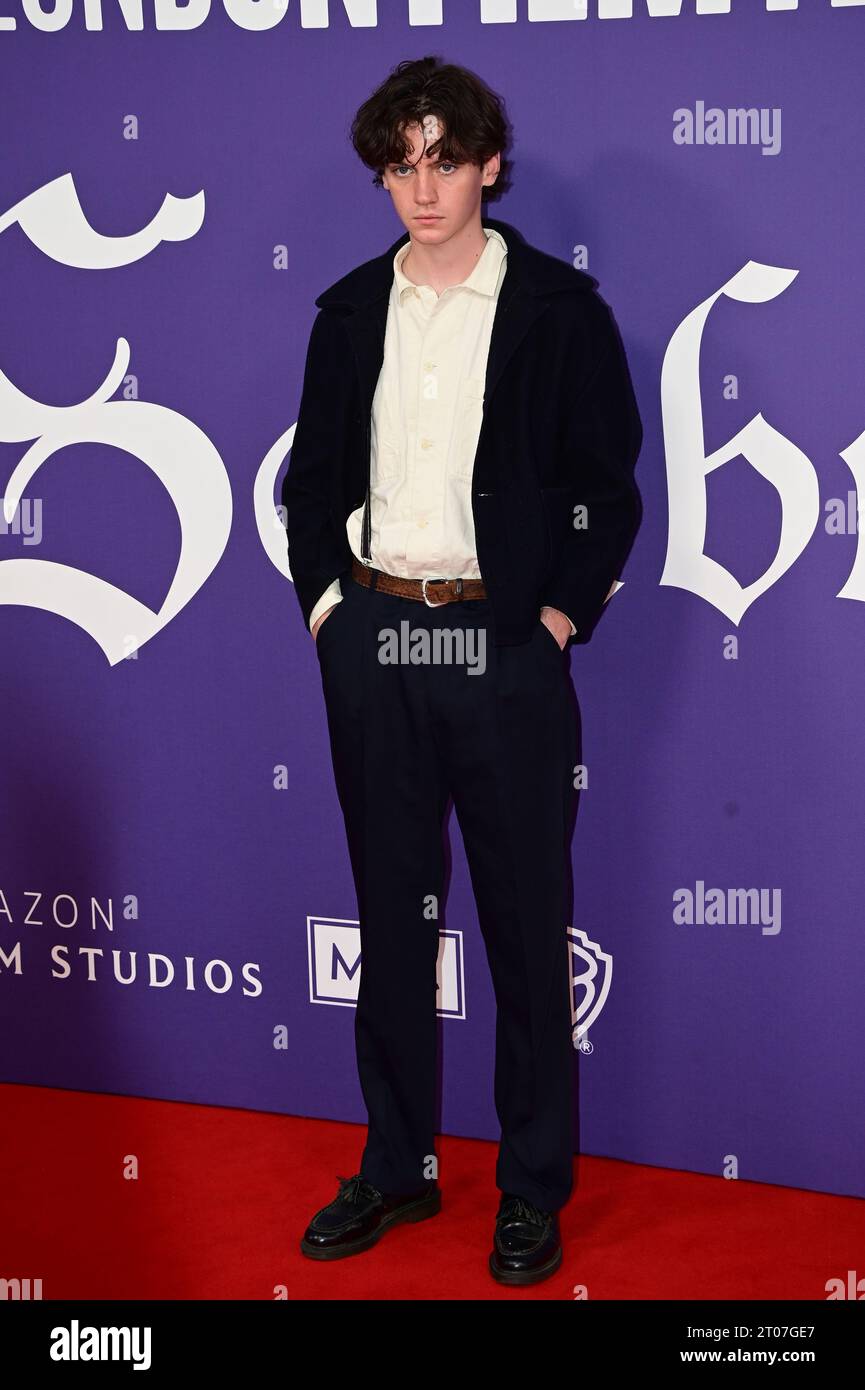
top-left (391, 162), bottom-right (458, 176)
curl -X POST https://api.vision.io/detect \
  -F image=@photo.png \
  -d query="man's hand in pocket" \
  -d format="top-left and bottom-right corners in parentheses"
top-left (539, 605), bottom-right (572, 651)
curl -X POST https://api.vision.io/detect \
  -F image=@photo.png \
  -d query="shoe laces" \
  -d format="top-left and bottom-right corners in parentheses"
top-left (336, 1173), bottom-right (381, 1205)
top-left (500, 1194), bottom-right (550, 1227)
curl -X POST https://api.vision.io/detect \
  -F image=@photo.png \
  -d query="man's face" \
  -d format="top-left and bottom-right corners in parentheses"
top-left (381, 117), bottom-right (500, 242)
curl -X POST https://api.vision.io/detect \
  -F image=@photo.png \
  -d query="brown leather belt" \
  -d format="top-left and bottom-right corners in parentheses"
top-left (351, 556), bottom-right (487, 606)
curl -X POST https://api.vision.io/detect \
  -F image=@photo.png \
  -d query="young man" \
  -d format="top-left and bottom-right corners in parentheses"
top-left (282, 56), bottom-right (642, 1286)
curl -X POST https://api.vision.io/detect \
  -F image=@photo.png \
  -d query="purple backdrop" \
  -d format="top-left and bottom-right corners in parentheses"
top-left (2, 1), bottom-right (863, 1202)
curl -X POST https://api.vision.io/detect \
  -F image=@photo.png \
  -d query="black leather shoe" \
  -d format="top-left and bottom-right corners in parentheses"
top-left (300, 1173), bottom-right (441, 1260)
top-left (489, 1193), bottom-right (562, 1285)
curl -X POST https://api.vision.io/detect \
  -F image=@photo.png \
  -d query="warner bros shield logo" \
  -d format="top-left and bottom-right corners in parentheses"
top-left (307, 916), bottom-right (465, 1019)
top-left (567, 927), bottom-right (612, 1054)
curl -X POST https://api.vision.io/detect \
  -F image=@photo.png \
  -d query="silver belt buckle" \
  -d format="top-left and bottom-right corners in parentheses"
top-left (422, 577), bottom-right (445, 607)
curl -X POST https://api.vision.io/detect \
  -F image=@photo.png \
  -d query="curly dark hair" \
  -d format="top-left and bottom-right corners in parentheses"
top-left (350, 55), bottom-right (512, 201)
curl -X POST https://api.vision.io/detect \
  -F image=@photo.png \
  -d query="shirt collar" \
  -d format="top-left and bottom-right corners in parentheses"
top-left (393, 225), bottom-right (507, 303)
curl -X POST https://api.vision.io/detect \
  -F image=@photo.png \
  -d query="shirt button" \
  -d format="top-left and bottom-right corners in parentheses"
top-left (418, 519), bottom-right (428, 529)
top-left (424, 361), bottom-right (436, 370)
top-left (421, 438), bottom-right (433, 449)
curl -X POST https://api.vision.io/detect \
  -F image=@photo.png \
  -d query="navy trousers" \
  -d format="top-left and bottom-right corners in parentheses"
top-left (314, 573), bottom-right (580, 1213)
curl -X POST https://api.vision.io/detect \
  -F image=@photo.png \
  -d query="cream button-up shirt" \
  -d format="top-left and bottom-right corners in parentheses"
top-left (308, 226), bottom-right (575, 636)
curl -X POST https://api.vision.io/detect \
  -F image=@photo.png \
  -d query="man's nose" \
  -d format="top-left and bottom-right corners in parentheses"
top-left (414, 173), bottom-right (438, 205)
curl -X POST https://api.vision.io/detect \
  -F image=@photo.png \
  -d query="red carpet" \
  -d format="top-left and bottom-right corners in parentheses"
top-left (1, 1083), bottom-right (861, 1300)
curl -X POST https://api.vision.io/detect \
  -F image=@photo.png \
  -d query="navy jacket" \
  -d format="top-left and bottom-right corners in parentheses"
top-left (281, 215), bottom-right (643, 646)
